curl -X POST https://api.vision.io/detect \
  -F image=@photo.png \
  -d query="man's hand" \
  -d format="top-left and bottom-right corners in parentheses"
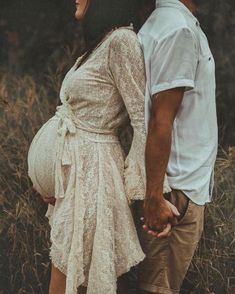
top-left (142, 196), bottom-right (180, 238)
top-left (143, 87), bottom-right (185, 237)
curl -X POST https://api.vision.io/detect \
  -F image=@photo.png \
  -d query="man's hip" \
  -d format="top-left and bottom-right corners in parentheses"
top-left (134, 189), bottom-right (205, 294)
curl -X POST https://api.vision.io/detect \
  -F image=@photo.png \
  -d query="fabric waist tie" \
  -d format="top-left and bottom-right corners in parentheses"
top-left (50, 103), bottom-right (119, 199)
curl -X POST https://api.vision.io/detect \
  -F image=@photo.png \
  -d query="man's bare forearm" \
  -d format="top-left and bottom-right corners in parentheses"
top-left (145, 117), bottom-right (172, 201)
top-left (145, 88), bottom-right (185, 202)
top-left (143, 89), bottom-right (184, 232)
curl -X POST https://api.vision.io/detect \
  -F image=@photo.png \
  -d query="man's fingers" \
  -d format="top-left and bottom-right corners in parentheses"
top-left (148, 230), bottom-right (158, 237)
top-left (143, 224), bottom-right (160, 237)
top-left (166, 200), bottom-right (180, 216)
top-left (143, 222), bottom-right (172, 238)
top-left (142, 224), bottom-right (149, 232)
top-left (157, 223), bottom-right (172, 238)
top-left (143, 221), bottom-right (167, 233)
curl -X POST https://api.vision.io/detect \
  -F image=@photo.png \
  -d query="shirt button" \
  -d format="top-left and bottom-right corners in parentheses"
top-left (196, 21), bottom-right (199, 26)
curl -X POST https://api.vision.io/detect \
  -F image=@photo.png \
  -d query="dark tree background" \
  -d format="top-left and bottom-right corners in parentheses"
top-left (1, 0), bottom-right (235, 144)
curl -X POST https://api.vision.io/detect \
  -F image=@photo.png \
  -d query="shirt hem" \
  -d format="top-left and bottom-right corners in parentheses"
top-left (151, 79), bottom-right (194, 96)
top-left (167, 186), bottom-right (212, 206)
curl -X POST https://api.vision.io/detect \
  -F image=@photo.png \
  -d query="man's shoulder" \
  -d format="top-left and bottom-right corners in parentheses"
top-left (139, 7), bottom-right (197, 43)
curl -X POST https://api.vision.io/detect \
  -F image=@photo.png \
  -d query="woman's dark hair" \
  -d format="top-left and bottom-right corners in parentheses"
top-left (76, 0), bottom-right (142, 69)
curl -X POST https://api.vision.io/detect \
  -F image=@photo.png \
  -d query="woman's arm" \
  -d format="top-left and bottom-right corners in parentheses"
top-left (108, 29), bottom-right (147, 203)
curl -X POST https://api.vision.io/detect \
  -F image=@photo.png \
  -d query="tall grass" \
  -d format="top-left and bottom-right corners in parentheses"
top-left (0, 72), bottom-right (57, 294)
top-left (0, 69), bottom-right (234, 294)
top-left (181, 148), bottom-right (235, 294)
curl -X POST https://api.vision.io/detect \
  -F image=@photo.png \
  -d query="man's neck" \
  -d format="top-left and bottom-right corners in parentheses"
top-left (180, 0), bottom-right (197, 13)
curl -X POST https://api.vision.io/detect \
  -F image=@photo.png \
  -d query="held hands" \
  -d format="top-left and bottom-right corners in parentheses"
top-left (141, 196), bottom-right (180, 238)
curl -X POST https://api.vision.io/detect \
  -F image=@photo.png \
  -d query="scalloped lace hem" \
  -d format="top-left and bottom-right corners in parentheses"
top-left (49, 244), bottom-right (68, 276)
top-left (116, 251), bottom-right (146, 279)
top-left (49, 245), bottom-right (145, 291)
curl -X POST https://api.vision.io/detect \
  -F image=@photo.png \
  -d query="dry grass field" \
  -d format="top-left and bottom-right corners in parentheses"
top-left (0, 67), bottom-right (234, 294)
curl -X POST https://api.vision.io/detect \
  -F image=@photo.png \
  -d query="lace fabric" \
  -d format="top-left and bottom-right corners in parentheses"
top-left (27, 26), bottom-right (171, 294)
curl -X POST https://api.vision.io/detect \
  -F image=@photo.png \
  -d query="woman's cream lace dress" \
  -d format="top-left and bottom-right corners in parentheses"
top-left (27, 26), bottom-right (170, 294)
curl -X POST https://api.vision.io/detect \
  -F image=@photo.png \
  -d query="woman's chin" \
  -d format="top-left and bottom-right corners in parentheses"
top-left (75, 10), bottom-right (85, 20)
top-left (75, 11), bottom-right (82, 20)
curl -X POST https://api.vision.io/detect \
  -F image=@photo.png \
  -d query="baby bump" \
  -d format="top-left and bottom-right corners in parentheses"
top-left (27, 117), bottom-right (59, 197)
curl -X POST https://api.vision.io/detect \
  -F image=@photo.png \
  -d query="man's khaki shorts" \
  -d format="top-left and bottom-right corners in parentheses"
top-left (134, 190), bottom-right (205, 294)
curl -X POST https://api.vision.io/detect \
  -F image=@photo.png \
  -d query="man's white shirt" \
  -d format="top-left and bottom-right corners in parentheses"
top-left (138, 0), bottom-right (218, 205)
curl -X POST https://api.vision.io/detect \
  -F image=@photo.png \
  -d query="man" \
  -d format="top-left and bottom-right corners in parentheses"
top-left (136, 0), bottom-right (218, 293)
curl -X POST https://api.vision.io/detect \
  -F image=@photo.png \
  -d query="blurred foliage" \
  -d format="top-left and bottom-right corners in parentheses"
top-left (1, 0), bottom-right (235, 145)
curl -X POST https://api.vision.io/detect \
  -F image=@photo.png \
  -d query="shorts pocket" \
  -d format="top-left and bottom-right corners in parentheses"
top-left (164, 190), bottom-right (191, 226)
top-left (176, 199), bottom-right (192, 225)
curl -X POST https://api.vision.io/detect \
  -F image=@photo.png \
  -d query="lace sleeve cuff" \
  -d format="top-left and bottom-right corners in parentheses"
top-left (124, 135), bottom-right (172, 205)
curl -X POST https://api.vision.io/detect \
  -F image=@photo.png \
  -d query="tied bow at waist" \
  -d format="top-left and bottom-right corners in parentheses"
top-left (53, 104), bottom-right (118, 199)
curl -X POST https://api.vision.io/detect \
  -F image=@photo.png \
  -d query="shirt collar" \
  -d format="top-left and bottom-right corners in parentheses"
top-left (155, 0), bottom-right (200, 26)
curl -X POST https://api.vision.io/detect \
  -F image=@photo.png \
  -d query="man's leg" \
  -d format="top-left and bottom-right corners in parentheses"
top-left (135, 190), bottom-right (205, 294)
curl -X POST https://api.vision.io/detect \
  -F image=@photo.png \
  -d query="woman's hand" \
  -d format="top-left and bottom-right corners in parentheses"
top-left (32, 186), bottom-right (56, 206)
top-left (41, 195), bottom-right (56, 206)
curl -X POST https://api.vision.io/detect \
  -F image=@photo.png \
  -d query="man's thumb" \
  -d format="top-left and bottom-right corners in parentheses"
top-left (166, 200), bottom-right (180, 216)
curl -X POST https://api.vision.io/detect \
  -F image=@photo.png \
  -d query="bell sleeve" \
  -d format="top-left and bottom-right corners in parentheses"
top-left (108, 29), bottom-right (171, 203)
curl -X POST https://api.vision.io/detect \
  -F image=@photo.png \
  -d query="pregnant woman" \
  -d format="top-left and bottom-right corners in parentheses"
top-left (27, 0), bottom-right (146, 293)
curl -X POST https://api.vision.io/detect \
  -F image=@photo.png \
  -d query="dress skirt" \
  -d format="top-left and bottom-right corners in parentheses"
top-left (27, 110), bottom-right (145, 294)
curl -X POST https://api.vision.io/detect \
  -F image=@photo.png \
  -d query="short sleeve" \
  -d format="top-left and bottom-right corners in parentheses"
top-left (150, 27), bottom-right (199, 96)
